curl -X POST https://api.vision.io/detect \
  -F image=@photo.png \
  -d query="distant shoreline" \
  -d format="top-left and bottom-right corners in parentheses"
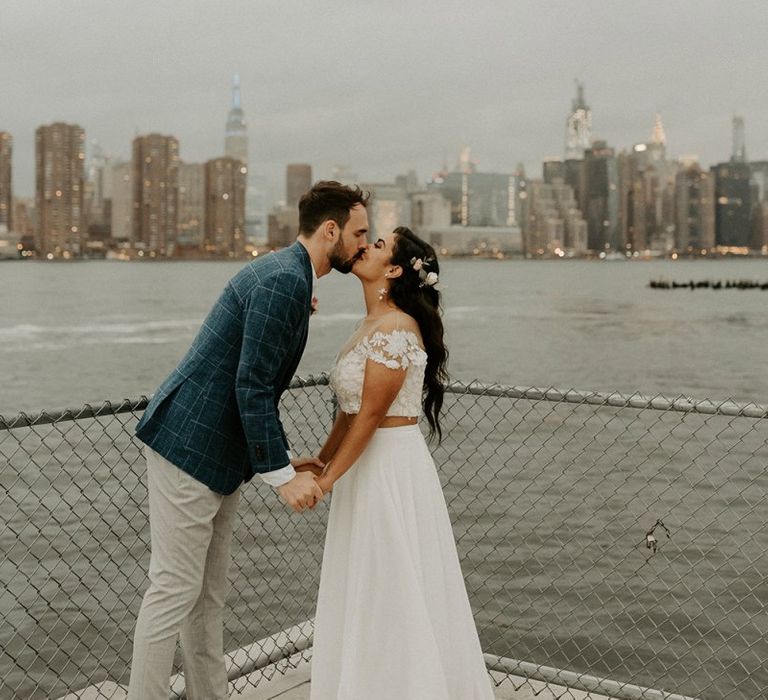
top-left (2, 252), bottom-right (768, 263)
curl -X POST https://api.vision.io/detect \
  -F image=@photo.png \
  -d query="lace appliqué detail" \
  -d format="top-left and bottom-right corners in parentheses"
top-left (358, 330), bottom-right (427, 370)
top-left (329, 329), bottom-right (427, 417)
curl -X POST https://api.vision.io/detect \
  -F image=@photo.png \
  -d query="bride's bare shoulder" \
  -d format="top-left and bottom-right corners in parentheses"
top-left (374, 309), bottom-right (419, 335)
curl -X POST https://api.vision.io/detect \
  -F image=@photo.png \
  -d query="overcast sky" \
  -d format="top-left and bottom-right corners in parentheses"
top-left (4, 0), bottom-right (768, 206)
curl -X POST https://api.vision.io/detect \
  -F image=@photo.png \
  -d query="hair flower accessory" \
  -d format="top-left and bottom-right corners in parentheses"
top-left (410, 256), bottom-right (438, 287)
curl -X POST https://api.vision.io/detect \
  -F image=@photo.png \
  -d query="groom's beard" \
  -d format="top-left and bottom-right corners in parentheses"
top-left (329, 238), bottom-right (363, 274)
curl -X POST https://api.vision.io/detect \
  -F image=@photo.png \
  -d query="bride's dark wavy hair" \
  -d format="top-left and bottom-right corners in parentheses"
top-left (388, 226), bottom-right (449, 442)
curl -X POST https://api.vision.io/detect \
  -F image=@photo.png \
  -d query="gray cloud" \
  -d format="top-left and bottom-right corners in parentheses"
top-left (4, 0), bottom-right (768, 205)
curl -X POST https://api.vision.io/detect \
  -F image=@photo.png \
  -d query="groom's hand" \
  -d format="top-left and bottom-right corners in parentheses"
top-left (278, 471), bottom-right (324, 513)
top-left (291, 454), bottom-right (325, 477)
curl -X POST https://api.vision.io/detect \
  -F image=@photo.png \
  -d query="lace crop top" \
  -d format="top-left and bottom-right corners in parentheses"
top-left (329, 329), bottom-right (428, 417)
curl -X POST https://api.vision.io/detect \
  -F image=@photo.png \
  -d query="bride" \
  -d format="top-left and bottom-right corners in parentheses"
top-left (302, 226), bottom-right (494, 699)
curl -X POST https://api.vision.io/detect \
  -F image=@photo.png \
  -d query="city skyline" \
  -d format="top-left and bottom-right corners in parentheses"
top-left (5, 87), bottom-right (766, 259)
top-left (4, 1), bottom-right (768, 207)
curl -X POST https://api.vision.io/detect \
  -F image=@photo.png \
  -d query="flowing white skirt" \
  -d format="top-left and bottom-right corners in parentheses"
top-left (310, 424), bottom-right (494, 699)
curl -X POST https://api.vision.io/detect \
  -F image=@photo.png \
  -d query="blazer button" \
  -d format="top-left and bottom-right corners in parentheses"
top-left (254, 445), bottom-right (264, 460)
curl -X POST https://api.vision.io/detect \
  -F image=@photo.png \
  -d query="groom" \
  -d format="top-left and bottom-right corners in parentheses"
top-left (127, 181), bottom-right (370, 700)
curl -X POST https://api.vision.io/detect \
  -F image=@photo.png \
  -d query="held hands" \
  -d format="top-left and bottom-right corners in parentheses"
top-left (277, 471), bottom-right (324, 513)
top-left (291, 455), bottom-right (334, 495)
top-left (290, 454), bottom-right (325, 477)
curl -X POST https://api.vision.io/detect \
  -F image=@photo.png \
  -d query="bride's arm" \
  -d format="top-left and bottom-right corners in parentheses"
top-left (315, 360), bottom-right (406, 494)
top-left (317, 410), bottom-right (352, 465)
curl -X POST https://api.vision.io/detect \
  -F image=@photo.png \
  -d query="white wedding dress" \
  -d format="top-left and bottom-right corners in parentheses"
top-left (310, 328), bottom-right (494, 699)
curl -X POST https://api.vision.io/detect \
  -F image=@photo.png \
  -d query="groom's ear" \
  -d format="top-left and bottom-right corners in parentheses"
top-left (322, 219), bottom-right (338, 241)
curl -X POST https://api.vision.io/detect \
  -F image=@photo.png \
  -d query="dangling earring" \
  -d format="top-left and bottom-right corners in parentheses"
top-left (378, 272), bottom-right (390, 301)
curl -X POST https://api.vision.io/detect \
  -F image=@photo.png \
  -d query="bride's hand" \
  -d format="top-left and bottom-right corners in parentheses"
top-left (291, 455), bottom-right (325, 477)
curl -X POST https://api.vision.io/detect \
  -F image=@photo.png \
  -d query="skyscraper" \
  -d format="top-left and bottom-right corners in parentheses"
top-left (750, 201), bottom-right (768, 251)
top-left (132, 134), bottom-right (179, 255)
top-left (732, 115), bottom-right (747, 163)
top-left (267, 167), bottom-right (305, 249)
top-left (565, 81), bottom-right (592, 160)
top-left (85, 142), bottom-right (112, 243)
top-left (749, 161), bottom-right (768, 203)
top-left (204, 157), bottom-right (247, 257)
top-left (86, 143), bottom-right (111, 213)
top-left (711, 161), bottom-right (752, 248)
top-left (245, 176), bottom-right (267, 244)
top-left (675, 162), bottom-right (715, 252)
top-left (650, 113), bottom-right (667, 151)
top-left (616, 116), bottom-right (676, 254)
top-left (410, 191), bottom-right (451, 236)
top-left (644, 114), bottom-right (677, 251)
top-left (225, 74), bottom-right (248, 165)
top-left (513, 163), bottom-right (530, 233)
top-left (457, 146), bottom-right (477, 174)
top-left (617, 149), bottom-right (649, 252)
top-left (12, 198), bottom-right (35, 243)
top-left (525, 179), bottom-right (587, 255)
top-left (264, 162), bottom-right (310, 249)
top-left (267, 209), bottom-right (295, 249)
top-left (109, 161), bottom-right (132, 243)
top-left (432, 171), bottom-right (514, 227)
top-left (708, 116), bottom-right (752, 248)
top-left (224, 74), bottom-right (264, 244)
top-left (178, 162), bottom-right (205, 247)
top-left (562, 159), bottom-right (585, 213)
top-left (542, 159), bottom-right (565, 185)
top-left (395, 170), bottom-right (419, 194)
top-left (362, 183), bottom-right (412, 238)
top-left (0, 132), bottom-right (11, 233)
top-left (35, 122), bottom-right (86, 257)
top-left (582, 141), bottom-right (619, 251)
top-left (286, 164), bottom-right (312, 208)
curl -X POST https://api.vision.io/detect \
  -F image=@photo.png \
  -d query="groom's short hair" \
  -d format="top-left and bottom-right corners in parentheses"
top-left (298, 181), bottom-right (370, 236)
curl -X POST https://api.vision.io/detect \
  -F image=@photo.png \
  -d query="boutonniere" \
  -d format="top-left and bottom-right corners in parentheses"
top-left (311, 296), bottom-right (319, 315)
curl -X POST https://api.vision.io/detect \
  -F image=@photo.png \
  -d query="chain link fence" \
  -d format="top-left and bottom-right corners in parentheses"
top-left (1, 375), bottom-right (766, 699)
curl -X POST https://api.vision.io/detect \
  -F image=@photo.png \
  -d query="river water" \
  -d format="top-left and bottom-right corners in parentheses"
top-left (1, 258), bottom-right (767, 698)
top-left (2, 257), bottom-right (768, 414)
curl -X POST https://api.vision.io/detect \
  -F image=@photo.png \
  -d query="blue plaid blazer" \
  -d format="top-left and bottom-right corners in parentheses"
top-left (135, 243), bottom-right (313, 494)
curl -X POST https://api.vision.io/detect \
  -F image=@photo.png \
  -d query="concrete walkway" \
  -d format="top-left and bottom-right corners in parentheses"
top-left (231, 654), bottom-right (614, 700)
top-left (62, 655), bottom-right (614, 700)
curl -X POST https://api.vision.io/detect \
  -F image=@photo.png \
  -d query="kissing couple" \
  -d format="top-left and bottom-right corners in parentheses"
top-left (127, 181), bottom-right (494, 699)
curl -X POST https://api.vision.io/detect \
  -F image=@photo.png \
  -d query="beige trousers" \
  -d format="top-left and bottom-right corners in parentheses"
top-left (127, 447), bottom-right (240, 700)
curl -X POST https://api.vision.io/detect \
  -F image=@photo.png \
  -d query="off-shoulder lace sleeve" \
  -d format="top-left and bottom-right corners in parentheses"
top-left (358, 329), bottom-right (427, 370)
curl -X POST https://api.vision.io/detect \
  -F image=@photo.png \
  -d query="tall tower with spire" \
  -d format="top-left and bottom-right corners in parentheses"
top-left (646, 113), bottom-right (668, 164)
top-left (565, 80), bottom-right (592, 160)
top-left (731, 115), bottom-right (746, 163)
top-left (650, 113), bottom-right (667, 147)
top-left (225, 73), bottom-right (248, 166)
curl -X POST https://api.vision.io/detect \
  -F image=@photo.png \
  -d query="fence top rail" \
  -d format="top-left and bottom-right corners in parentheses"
top-left (449, 379), bottom-right (768, 419)
top-left (0, 374), bottom-right (331, 430)
top-left (2, 373), bottom-right (766, 431)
